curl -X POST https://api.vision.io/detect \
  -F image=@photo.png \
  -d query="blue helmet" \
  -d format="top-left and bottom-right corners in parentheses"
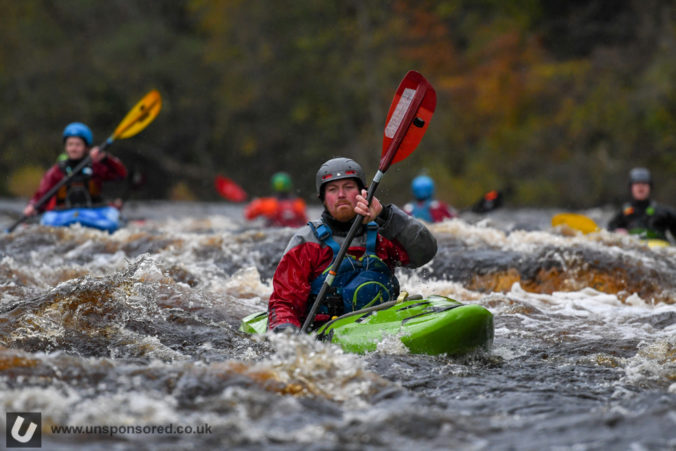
top-left (412, 175), bottom-right (434, 200)
top-left (62, 122), bottom-right (93, 146)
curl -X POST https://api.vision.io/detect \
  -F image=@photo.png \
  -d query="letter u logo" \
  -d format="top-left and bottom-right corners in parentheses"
top-left (11, 416), bottom-right (37, 443)
top-left (6, 412), bottom-right (41, 448)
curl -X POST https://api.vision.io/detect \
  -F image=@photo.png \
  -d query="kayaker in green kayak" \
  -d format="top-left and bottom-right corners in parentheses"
top-left (23, 122), bottom-right (127, 217)
top-left (607, 167), bottom-right (676, 242)
top-left (268, 157), bottom-right (438, 333)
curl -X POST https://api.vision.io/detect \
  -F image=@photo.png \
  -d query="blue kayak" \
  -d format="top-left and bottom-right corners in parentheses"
top-left (40, 206), bottom-right (121, 233)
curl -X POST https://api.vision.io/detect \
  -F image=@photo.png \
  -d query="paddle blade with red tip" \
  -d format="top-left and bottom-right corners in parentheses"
top-left (215, 175), bottom-right (247, 202)
top-left (381, 71), bottom-right (436, 170)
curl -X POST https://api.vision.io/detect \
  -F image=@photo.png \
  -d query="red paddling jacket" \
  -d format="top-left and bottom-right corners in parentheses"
top-left (28, 156), bottom-right (127, 212)
top-left (267, 204), bottom-right (437, 330)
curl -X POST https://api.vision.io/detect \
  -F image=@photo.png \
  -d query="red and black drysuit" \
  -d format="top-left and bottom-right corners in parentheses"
top-left (267, 204), bottom-right (438, 331)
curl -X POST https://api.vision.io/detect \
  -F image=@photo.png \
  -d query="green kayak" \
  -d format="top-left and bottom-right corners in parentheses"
top-left (240, 293), bottom-right (494, 356)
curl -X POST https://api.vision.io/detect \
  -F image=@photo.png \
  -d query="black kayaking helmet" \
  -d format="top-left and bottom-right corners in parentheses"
top-left (628, 167), bottom-right (652, 186)
top-left (315, 157), bottom-right (366, 199)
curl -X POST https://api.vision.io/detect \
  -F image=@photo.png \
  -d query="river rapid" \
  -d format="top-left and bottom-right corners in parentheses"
top-left (0, 200), bottom-right (674, 450)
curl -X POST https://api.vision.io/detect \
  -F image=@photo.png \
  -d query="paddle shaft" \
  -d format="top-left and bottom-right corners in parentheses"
top-left (6, 139), bottom-right (113, 233)
top-left (300, 172), bottom-right (382, 333)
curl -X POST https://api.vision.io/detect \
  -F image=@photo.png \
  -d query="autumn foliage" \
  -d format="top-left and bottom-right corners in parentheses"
top-left (1, 0), bottom-right (675, 207)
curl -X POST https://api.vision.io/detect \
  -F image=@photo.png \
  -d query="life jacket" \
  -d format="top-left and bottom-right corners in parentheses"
top-left (622, 200), bottom-right (666, 240)
top-left (408, 199), bottom-right (434, 222)
top-left (274, 198), bottom-right (307, 227)
top-left (308, 221), bottom-right (399, 317)
top-left (55, 159), bottom-right (102, 208)
top-left (245, 197), bottom-right (307, 227)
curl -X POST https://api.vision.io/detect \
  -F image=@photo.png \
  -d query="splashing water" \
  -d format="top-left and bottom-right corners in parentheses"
top-left (0, 201), bottom-right (674, 449)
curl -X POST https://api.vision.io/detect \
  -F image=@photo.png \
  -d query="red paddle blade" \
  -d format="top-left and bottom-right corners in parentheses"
top-left (381, 71), bottom-right (436, 170)
top-left (215, 175), bottom-right (247, 202)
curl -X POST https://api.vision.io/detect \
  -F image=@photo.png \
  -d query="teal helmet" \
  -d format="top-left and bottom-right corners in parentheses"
top-left (271, 172), bottom-right (292, 193)
top-left (412, 175), bottom-right (434, 200)
top-left (62, 122), bottom-right (93, 146)
top-left (315, 157), bottom-right (366, 199)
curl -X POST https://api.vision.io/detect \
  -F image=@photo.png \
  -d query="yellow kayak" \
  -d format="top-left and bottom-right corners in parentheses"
top-left (646, 239), bottom-right (670, 248)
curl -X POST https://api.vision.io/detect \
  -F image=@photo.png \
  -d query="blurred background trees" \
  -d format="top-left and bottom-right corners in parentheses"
top-left (1, 0), bottom-right (675, 208)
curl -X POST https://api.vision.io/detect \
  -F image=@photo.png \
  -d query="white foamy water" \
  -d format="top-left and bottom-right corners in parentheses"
top-left (0, 201), bottom-right (674, 449)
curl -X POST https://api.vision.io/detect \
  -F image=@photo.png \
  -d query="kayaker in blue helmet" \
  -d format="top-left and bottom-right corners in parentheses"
top-left (23, 122), bottom-right (127, 216)
top-left (268, 157), bottom-right (438, 332)
top-left (403, 175), bottom-right (456, 223)
top-left (607, 167), bottom-right (676, 241)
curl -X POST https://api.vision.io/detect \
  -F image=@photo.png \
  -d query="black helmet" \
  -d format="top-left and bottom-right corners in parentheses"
top-left (315, 157), bottom-right (366, 198)
top-left (629, 167), bottom-right (652, 185)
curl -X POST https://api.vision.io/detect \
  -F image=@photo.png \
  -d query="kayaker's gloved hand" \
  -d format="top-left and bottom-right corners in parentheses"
top-left (272, 323), bottom-right (299, 334)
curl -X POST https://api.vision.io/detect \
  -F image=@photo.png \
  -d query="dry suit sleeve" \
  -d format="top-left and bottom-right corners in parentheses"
top-left (29, 165), bottom-right (62, 212)
top-left (608, 211), bottom-right (627, 232)
top-left (267, 231), bottom-right (318, 330)
top-left (94, 155), bottom-right (127, 181)
top-left (375, 204), bottom-right (437, 267)
top-left (607, 210), bottom-right (627, 231)
top-left (654, 206), bottom-right (676, 237)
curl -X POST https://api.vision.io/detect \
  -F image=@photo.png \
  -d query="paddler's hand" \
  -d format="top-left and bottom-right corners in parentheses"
top-left (355, 189), bottom-right (382, 223)
top-left (23, 204), bottom-right (36, 217)
top-left (89, 146), bottom-right (107, 163)
top-left (272, 323), bottom-right (300, 334)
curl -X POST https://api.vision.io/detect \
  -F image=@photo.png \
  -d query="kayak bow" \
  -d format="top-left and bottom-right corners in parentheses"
top-left (40, 205), bottom-right (121, 233)
top-left (241, 293), bottom-right (494, 356)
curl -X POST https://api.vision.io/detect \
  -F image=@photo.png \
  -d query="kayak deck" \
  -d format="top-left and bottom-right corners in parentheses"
top-left (40, 205), bottom-right (120, 233)
top-left (240, 294), bottom-right (494, 356)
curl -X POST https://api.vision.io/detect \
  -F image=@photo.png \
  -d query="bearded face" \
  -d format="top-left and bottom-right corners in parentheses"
top-left (323, 179), bottom-right (360, 222)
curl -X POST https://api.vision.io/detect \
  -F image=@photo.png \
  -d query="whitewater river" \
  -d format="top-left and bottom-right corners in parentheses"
top-left (0, 200), bottom-right (674, 450)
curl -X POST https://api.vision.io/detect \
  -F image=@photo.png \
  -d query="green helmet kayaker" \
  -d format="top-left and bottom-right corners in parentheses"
top-left (271, 172), bottom-right (293, 193)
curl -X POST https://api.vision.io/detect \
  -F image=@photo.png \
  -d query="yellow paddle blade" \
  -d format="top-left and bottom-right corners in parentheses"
top-left (112, 89), bottom-right (162, 140)
top-left (551, 213), bottom-right (600, 234)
